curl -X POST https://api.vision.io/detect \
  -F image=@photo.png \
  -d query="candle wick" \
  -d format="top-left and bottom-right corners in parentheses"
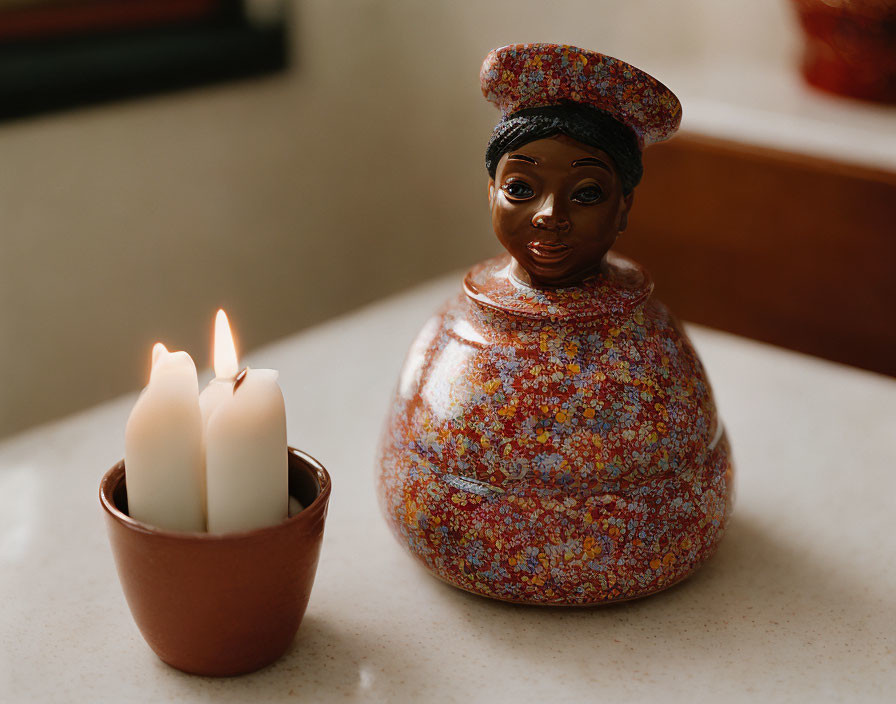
top-left (233, 368), bottom-right (249, 394)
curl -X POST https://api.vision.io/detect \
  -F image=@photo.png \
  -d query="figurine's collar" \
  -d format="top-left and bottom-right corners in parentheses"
top-left (463, 252), bottom-right (653, 322)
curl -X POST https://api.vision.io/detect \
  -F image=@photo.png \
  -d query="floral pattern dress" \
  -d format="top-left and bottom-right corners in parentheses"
top-left (377, 252), bottom-right (734, 605)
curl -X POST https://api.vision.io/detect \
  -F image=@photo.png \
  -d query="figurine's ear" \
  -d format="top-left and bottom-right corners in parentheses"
top-left (488, 178), bottom-right (495, 204)
top-left (619, 191), bottom-right (635, 233)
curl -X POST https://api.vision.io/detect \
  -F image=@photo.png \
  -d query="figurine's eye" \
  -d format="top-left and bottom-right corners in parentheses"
top-left (501, 180), bottom-right (535, 201)
top-left (571, 185), bottom-right (603, 204)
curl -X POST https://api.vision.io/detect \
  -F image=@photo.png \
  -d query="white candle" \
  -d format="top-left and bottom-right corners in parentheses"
top-left (125, 343), bottom-right (205, 532)
top-left (205, 367), bottom-right (288, 533)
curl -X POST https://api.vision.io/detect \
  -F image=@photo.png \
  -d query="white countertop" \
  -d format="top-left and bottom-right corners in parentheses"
top-left (671, 60), bottom-right (896, 173)
top-left (2, 273), bottom-right (895, 703)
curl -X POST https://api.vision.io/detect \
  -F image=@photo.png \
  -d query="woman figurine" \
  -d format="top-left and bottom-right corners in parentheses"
top-left (377, 44), bottom-right (734, 605)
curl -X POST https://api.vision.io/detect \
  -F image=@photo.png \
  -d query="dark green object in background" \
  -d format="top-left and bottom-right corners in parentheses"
top-left (0, 2), bottom-right (288, 122)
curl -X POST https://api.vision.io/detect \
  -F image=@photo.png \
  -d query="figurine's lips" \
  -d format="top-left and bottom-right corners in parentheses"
top-left (527, 241), bottom-right (571, 261)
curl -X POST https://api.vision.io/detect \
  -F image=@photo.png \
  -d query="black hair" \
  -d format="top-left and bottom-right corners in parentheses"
top-left (485, 102), bottom-right (643, 194)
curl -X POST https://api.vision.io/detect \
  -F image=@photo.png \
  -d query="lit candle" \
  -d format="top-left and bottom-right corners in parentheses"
top-left (204, 319), bottom-right (289, 533)
top-left (125, 343), bottom-right (205, 532)
top-left (199, 310), bottom-right (239, 426)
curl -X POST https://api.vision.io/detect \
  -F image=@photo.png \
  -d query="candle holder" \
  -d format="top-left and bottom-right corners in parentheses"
top-left (100, 447), bottom-right (331, 676)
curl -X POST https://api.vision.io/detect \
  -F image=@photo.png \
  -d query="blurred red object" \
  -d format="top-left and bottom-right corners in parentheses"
top-left (791, 0), bottom-right (896, 103)
top-left (0, 0), bottom-right (218, 42)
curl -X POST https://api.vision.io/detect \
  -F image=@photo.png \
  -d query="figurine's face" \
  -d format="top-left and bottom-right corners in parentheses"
top-left (488, 134), bottom-right (634, 288)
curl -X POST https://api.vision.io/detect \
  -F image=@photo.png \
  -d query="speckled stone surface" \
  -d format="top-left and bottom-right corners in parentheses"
top-left (1, 274), bottom-right (894, 702)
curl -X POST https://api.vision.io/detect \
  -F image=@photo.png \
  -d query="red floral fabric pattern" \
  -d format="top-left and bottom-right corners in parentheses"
top-left (480, 43), bottom-right (682, 147)
top-left (377, 254), bottom-right (734, 605)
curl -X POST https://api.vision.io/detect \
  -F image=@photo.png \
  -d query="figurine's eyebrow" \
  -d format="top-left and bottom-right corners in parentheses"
top-left (507, 154), bottom-right (538, 164)
top-left (572, 157), bottom-right (611, 172)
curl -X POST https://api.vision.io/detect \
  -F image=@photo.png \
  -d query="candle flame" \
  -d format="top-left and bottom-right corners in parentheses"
top-left (213, 309), bottom-right (239, 379)
top-left (151, 342), bottom-right (168, 368)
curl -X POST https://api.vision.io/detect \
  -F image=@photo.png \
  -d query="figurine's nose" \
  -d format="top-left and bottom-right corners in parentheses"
top-left (531, 194), bottom-right (570, 232)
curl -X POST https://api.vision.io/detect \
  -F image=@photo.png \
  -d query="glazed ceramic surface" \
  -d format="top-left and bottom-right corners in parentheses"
top-left (377, 253), bottom-right (734, 605)
top-left (100, 448), bottom-right (330, 676)
top-left (480, 43), bottom-right (681, 146)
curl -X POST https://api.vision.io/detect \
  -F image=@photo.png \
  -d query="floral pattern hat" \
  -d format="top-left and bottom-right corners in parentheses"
top-left (480, 43), bottom-right (681, 149)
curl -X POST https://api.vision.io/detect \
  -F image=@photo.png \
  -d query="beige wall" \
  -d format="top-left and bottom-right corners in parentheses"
top-left (0, 0), bottom-right (796, 437)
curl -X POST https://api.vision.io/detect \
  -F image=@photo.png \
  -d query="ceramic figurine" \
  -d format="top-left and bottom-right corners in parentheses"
top-left (376, 44), bottom-right (734, 605)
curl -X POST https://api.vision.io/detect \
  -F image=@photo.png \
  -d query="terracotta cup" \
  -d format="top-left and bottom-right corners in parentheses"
top-left (100, 447), bottom-right (331, 677)
top-left (791, 0), bottom-right (896, 104)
